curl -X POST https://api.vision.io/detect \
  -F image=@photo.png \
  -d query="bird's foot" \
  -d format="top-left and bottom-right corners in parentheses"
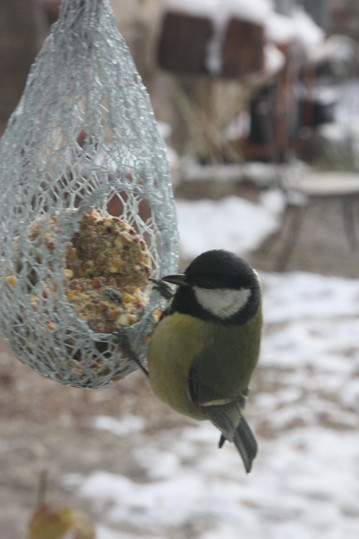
top-left (150, 278), bottom-right (174, 300)
top-left (115, 330), bottom-right (149, 378)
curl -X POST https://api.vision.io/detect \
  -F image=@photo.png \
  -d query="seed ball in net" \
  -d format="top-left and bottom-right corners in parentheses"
top-left (64, 209), bottom-right (152, 332)
top-left (14, 209), bottom-right (152, 334)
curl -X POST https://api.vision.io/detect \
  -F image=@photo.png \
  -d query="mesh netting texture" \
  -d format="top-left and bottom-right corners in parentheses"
top-left (0, 0), bottom-right (178, 388)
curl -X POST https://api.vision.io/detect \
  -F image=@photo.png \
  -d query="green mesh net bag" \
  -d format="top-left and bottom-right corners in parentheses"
top-left (0, 0), bottom-right (178, 388)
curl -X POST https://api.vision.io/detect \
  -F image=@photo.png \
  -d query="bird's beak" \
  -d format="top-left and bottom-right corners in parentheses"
top-left (162, 273), bottom-right (188, 287)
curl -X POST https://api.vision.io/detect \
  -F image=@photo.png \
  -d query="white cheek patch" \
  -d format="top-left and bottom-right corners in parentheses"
top-left (193, 286), bottom-right (251, 319)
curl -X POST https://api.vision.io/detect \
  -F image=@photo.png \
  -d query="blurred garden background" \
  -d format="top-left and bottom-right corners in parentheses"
top-left (1, 1), bottom-right (359, 538)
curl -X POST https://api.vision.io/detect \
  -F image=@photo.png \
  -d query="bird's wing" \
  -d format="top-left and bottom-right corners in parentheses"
top-left (188, 359), bottom-right (221, 405)
top-left (187, 335), bottom-right (253, 405)
top-left (188, 356), bottom-right (257, 472)
top-left (188, 353), bottom-right (250, 425)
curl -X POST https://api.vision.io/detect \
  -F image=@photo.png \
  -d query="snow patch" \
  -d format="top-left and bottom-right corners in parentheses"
top-left (176, 193), bottom-right (284, 259)
top-left (93, 415), bottom-right (145, 437)
top-left (65, 267), bottom-right (359, 538)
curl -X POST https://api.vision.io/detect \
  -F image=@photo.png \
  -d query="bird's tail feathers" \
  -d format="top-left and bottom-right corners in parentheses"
top-left (219, 416), bottom-right (258, 473)
top-left (203, 398), bottom-right (257, 473)
top-left (234, 416), bottom-right (258, 473)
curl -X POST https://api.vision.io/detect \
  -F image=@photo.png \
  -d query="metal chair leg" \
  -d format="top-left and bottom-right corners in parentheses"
top-left (342, 195), bottom-right (358, 250)
top-left (275, 203), bottom-right (304, 271)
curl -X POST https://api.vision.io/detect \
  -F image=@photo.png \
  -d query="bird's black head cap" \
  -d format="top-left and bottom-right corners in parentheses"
top-left (168, 250), bottom-right (261, 325)
top-left (184, 249), bottom-right (257, 290)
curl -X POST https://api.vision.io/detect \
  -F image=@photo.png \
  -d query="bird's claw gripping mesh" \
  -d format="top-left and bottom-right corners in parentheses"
top-left (0, 0), bottom-right (178, 388)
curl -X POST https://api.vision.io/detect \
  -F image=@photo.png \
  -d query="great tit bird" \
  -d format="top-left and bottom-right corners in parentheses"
top-left (148, 249), bottom-right (262, 473)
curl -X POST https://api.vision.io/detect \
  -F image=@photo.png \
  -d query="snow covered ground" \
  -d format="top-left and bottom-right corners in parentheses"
top-left (176, 189), bottom-right (285, 259)
top-left (63, 193), bottom-right (359, 539)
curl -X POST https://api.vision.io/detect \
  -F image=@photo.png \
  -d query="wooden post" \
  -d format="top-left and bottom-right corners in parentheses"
top-left (0, 0), bottom-right (46, 133)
